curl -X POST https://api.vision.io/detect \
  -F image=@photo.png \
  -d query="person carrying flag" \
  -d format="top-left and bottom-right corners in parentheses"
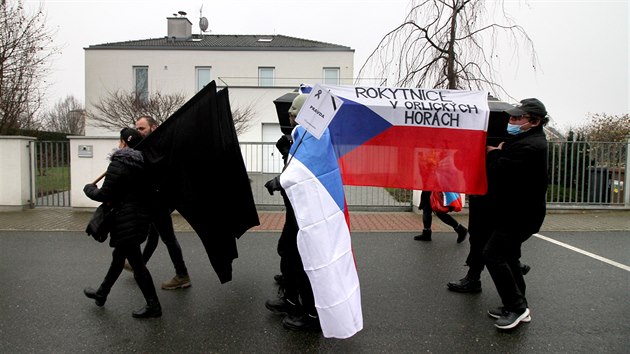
top-left (263, 94), bottom-right (320, 331)
top-left (414, 190), bottom-right (468, 242)
top-left (483, 98), bottom-right (549, 330)
top-left (124, 115), bottom-right (191, 290)
top-left (83, 128), bottom-right (162, 318)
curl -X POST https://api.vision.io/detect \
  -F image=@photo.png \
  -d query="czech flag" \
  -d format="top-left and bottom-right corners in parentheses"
top-left (324, 84), bottom-right (490, 194)
top-left (281, 85), bottom-right (489, 338)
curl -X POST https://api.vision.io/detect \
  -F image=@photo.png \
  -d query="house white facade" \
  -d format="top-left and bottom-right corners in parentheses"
top-left (69, 16), bottom-right (356, 208)
top-left (84, 16), bottom-right (355, 144)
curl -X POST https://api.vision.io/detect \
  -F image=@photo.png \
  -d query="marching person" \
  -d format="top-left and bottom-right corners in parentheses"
top-left (83, 128), bottom-right (161, 318)
top-left (483, 98), bottom-right (549, 330)
top-left (125, 115), bottom-right (192, 290)
top-left (264, 94), bottom-right (320, 331)
top-left (414, 190), bottom-right (468, 243)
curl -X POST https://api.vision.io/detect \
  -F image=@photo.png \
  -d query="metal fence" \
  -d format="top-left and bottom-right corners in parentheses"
top-left (242, 140), bottom-right (629, 210)
top-left (242, 142), bottom-right (413, 211)
top-left (547, 140), bottom-right (627, 207)
top-left (28, 140), bottom-right (627, 210)
top-left (31, 141), bottom-right (71, 207)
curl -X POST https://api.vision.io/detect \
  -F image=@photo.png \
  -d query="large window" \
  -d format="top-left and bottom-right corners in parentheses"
top-left (196, 66), bottom-right (212, 92)
top-left (133, 66), bottom-right (149, 102)
top-left (258, 67), bottom-right (275, 87)
top-left (323, 67), bottom-right (340, 85)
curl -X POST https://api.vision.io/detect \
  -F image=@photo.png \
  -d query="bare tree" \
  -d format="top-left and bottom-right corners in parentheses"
top-left (231, 101), bottom-right (255, 136)
top-left (0, 0), bottom-right (57, 134)
top-left (87, 89), bottom-right (187, 131)
top-left (357, 0), bottom-right (537, 98)
top-left (577, 113), bottom-right (630, 143)
top-left (42, 95), bottom-right (85, 134)
top-left (88, 88), bottom-right (255, 135)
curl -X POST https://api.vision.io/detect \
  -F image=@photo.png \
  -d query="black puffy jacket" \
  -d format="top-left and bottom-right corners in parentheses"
top-left (84, 148), bottom-right (151, 247)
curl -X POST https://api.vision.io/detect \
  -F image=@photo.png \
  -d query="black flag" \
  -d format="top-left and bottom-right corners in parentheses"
top-left (138, 81), bottom-right (260, 283)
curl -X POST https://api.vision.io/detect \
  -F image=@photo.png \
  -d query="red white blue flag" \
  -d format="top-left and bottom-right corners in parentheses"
top-left (322, 84), bottom-right (490, 194)
top-left (280, 126), bottom-right (362, 339)
top-left (281, 85), bottom-right (489, 339)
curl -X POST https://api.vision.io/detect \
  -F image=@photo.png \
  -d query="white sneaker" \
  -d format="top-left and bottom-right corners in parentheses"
top-left (494, 308), bottom-right (531, 329)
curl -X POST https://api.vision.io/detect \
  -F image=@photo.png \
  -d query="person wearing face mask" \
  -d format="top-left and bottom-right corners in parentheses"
top-left (482, 98), bottom-right (549, 330)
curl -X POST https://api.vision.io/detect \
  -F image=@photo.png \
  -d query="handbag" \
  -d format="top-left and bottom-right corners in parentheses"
top-left (86, 203), bottom-right (114, 243)
top-left (430, 191), bottom-right (463, 213)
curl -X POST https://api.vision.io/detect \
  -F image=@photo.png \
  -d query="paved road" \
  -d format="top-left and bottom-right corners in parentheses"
top-left (1, 229), bottom-right (628, 353)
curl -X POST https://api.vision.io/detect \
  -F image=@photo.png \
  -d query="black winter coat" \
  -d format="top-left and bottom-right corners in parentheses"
top-left (84, 148), bottom-right (151, 247)
top-left (486, 126), bottom-right (548, 234)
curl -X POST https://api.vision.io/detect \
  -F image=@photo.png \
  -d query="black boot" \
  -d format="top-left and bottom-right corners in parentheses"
top-left (132, 298), bottom-right (162, 318)
top-left (414, 228), bottom-right (432, 241)
top-left (447, 276), bottom-right (481, 293)
top-left (83, 286), bottom-right (108, 307)
top-left (520, 263), bottom-right (531, 275)
top-left (133, 269), bottom-right (162, 318)
top-left (282, 312), bottom-right (321, 331)
top-left (455, 224), bottom-right (468, 243)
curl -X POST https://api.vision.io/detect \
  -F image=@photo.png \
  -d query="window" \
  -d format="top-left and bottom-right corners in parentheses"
top-left (133, 66), bottom-right (149, 102)
top-left (258, 67), bottom-right (275, 87)
top-left (323, 67), bottom-right (340, 85)
top-left (196, 67), bottom-right (212, 92)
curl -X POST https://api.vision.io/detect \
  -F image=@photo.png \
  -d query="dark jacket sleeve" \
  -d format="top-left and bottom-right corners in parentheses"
top-left (83, 160), bottom-right (126, 204)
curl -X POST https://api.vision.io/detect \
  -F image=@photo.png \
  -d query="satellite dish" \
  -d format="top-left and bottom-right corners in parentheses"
top-left (178, 11), bottom-right (187, 16)
top-left (199, 17), bottom-right (209, 32)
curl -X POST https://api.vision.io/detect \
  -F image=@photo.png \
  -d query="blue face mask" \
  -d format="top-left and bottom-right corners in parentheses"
top-left (507, 123), bottom-right (527, 135)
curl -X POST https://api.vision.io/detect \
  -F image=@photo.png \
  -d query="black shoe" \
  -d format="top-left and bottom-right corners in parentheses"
top-left (521, 263), bottom-right (531, 275)
top-left (274, 274), bottom-right (285, 285)
top-left (455, 225), bottom-right (468, 243)
top-left (488, 307), bottom-right (531, 322)
top-left (265, 297), bottom-right (298, 315)
top-left (132, 299), bottom-right (162, 318)
top-left (414, 229), bottom-right (432, 241)
top-left (84, 287), bottom-right (107, 307)
top-left (494, 308), bottom-right (531, 330)
top-left (282, 313), bottom-right (321, 331)
top-left (447, 277), bottom-right (481, 293)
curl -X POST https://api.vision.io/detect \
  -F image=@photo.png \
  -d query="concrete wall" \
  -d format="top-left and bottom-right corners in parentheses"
top-left (68, 136), bottom-right (119, 208)
top-left (0, 136), bottom-right (36, 211)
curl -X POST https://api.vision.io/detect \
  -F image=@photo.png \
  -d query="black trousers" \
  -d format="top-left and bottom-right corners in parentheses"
top-left (100, 242), bottom-right (159, 302)
top-left (277, 189), bottom-right (316, 316)
top-left (420, 191), bottom-right (460, 230)
top-left (141, 207), bottom-right (188, 277)
top-left (483, 229), bottom-right (532, 313)
top-left (464, 195), bottom-right (493, 280)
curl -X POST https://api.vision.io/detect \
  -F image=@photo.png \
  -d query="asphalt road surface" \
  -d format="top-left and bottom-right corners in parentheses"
top-left (1, 230), bottom-right (628, 353)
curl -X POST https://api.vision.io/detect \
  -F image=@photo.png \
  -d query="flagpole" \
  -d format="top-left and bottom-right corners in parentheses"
top-left (91, 172), bottom-right (107, 185)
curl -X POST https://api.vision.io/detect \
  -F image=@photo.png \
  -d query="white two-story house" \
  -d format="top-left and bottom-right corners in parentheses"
top-left (70, 15), bottom-right (356, 208)
top-left (84, 16), bottom-right (355, 143)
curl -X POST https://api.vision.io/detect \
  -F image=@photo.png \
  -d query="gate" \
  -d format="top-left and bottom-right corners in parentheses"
top-left (31, 141), bottom-right (71, 207)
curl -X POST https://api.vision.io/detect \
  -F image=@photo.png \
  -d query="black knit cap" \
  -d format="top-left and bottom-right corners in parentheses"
top-left (120, 128), bottom-right (143, 148)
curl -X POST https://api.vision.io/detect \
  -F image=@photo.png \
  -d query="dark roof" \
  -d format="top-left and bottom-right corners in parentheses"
top-left (86, 34), bottom-right (354, 52)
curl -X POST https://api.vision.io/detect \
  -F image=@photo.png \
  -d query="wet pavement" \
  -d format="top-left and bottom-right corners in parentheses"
top-left (0, 209), bottom-right (629, 353)
top-left (1, 208), bottom-right (629, 233)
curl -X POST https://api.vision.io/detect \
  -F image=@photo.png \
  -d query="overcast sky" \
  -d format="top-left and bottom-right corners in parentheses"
top-left (27, 0), bottom-right (629, 132)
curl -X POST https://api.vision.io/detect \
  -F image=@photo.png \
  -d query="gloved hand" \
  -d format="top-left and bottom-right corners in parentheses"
top-left (276, 135), bottom-right (292, 158)
top-left (83, 183), bottom-right (97, 195)
top-left (264, 177), bottom-right (281, 195)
